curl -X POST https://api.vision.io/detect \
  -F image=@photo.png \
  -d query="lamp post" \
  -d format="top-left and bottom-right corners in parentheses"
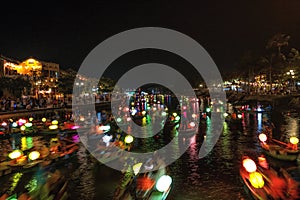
top-left (286, 70), bottom-right (296, 92)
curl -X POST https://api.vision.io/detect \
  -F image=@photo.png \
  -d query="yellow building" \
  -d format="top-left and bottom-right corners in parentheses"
top-left (0, 55), bottom-right (60, 97)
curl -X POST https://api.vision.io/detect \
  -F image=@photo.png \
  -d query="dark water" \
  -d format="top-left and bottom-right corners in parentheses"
top-left (0, 109), bottom-right (299, 200)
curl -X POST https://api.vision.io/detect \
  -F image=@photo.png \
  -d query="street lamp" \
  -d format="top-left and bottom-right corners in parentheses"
top-left (286, 70), bottom-right (296, 92)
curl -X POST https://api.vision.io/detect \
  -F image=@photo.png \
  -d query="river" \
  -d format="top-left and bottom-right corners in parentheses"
top-left (0, 105), bottom-right (299, 200)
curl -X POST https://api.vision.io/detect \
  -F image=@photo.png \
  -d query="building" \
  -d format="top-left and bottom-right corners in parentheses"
top-left (0, 54), bottom-right (60, 98)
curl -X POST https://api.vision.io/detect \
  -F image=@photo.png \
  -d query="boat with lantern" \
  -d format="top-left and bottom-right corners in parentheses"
top-left (0, 137), bottom-right (79, 177)
top-left (240, 155), bottom-right (300, 200)
top-left (258, 133), bottom-right (300, 162)
top-left (113, 160), bottom-right (172, 200)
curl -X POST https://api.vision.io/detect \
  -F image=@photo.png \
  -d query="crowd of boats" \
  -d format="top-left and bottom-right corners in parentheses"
top-left (235, 109), bottom-right (300, 199)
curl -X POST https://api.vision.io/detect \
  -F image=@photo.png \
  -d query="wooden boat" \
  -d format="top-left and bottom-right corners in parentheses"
top-left (240, 155), bottom-right (300, 200)
top-left (258, 133), bottom-right (300, 162)
top-left (0, 139), bottom-right (79, 177)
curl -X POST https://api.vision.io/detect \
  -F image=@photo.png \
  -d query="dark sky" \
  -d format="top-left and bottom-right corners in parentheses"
top-left (1, 1), bottom-right (300, 80)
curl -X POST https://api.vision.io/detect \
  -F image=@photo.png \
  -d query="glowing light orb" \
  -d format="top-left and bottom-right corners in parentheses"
top-left (8, 150), bottom-right (23, 159)
top-left (156, 175), bottom-right (172, 192)
top-left (124, 135), bottom-right (134, 144)
top-left (49, 125), bottom-right (58, 130)
top-left (258, 133), bottom-right (267, 143)
top-left (42, 118), bottom-right (47, 123)
top-left (28, 151), bottom-right (40, 161)
top-left (290, 137), bottom-right (299, 145)
top-left (242, 158), bottom-right (257, 173)
top-left (1, 122), bottom-right (7, 126)
top-left (52, 120), bottom-right (58, 125)
top-left (189, 122), bottom-right (196, 127)
top-left (25, 123), bottom-right (32, 128)
top-left (206, 108), bottom-right (211, 113)
top-left (223, 113), bottom-right (229, 117)
top-left (20, 126), bottom-right (26, 131)
top-left (29, 117), bottom-right (34, 122)
top-left (133, 163), bottom-right (143, 175)
top-left (175, 116), bottom-right (180, 121)
top-left (237, 114), bottom-right (242, 119)
top-left (116, 117), bottom-right (122, 123)
top-left (161, 112), bottom-right (167, 116)
top-left (142, 111), bottom-right (146, 116)
top-left (12, 122), bottom-right (18, 128)
top-left (249, 172), bottom-right (264, 188)
top-left (172, 112), bottom-right (177, 117)
top-left (99, 125), bottom-right (111, 131)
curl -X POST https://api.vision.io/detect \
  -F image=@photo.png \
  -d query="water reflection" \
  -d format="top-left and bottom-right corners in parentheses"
top-left (0, 103), bottom-right (299, 200)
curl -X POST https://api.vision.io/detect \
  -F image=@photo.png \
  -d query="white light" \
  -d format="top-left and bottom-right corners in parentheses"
top-left (99, 125), bottom-right (111, 131)
top-left (156, 175), bottom-right (172, 192)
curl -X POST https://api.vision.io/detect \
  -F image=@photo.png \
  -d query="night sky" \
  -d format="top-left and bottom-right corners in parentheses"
top-left (1, 1), bottom-right (300, 80)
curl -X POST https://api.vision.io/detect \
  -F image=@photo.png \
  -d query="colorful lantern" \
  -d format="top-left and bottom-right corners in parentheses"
top-left (49, 125), bottom-right (58, 130)
top-left (20, 126), bottom-right (26, 131)
top-left (28, 151), bottom-right (40, 161)
top-left (242, 158), bottom-right (257, 173)
top-left (259, 133), bottom-right (267, 143)
top-left (156, 175), bottom-right (172, 192)
top-left (290, 137), bottom-right (299, 145)
top-left (124, 135), bottom-right (134, 144)
top-left (52, 120), bottom-right (58, 125)
top-left (8, 150), bottom-right (23, 159)
top-left (249, 172), bottom-right (264, 188)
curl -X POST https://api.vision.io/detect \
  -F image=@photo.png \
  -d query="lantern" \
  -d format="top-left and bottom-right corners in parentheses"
top-left (124, 135), bottom-right (134, 144)
top-left (49, 125), bottom-right (58, 130)
top-left (259, 133), bottom-right (267, 143)
top-left (25, 123), bottom-right (32, 128)
top-left (189, 122), bottom-right (196, 128)
top-left (20, 126), bottom-right (26, 131)
top-left (242, 158), bottom-right (257, 173)
top-left (249, 172), bottom-right (264, 188)
top-left (28, 151), bottom-right (40, 161)
top-left (8, 150), bottom-right (23, 159)
top-left (290, 137), bottom-right (299, 145)
top-left (156, 175), bottom-right (172, 192)
top-left (52, 120), bottom-right (58, 125)
top-left (133, 163), bottom-right (143, 175)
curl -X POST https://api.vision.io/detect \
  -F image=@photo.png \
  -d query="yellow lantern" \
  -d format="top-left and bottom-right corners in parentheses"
top-left (42, 118), bottom-right (47, 123)
top-left (124, 135), bottom-right (134, 144)
top-left (20, 126), bottom-right (26, 131)
top-left (49, 125), bottom-right (58, 130)
top-left (133, 163), bottom-right (143, 175)
top-left (290, 137), bottom-right (299, 145)
top-left (28, 151), bottom-right (40, 161)
top-left (8, 150), bottom-right (23, 159)
top-left (52, 120), bottom-right (58, 125)
top-left (249, 172), bottom-right (264, 188)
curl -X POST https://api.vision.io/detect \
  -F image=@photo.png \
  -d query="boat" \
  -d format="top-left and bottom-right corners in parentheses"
top-left (0, 138), bottom-right (79, 177)
top-left (258, 133), bottom-right (300, 162)
top-left (177, 121), bottom-right (198, 135)
top-left (1, 170), bottom-right (69, 200)
top-left (113, 161), bottom-right (172, 200)
top-left (240, 155), bottom-right (300, 200)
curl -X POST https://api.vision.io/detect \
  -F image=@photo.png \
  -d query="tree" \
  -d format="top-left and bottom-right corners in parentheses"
top-left (0, 76), bottom-right (31, 98)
